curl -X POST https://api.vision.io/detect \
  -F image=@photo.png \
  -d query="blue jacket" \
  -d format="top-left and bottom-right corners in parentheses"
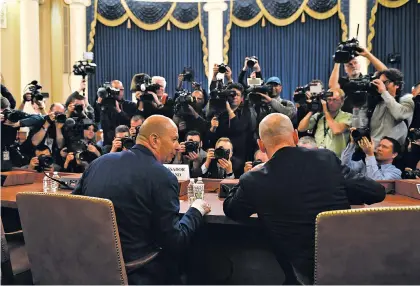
top-left (73, 144), bottom-right (203, 263)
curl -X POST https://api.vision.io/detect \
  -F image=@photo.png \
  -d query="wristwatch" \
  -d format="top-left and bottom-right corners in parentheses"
top-left (226, 172), bottom-right (233, 177)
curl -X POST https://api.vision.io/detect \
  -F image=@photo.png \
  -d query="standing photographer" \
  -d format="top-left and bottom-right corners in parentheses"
top-left (1, 84), bottom-right (16, 109)
top-left (102, 125), bottom-right (132, 154)
top-left (210, 64), bottom-right (233, 91)
top-left (298, 89), bottom-right (352, 157)
top-left (23, 145), bottom-right (61, 172)
top-left (18, 82), bottom-right (47, 115)
top-left (173, 130), bottom-right (207, 178)
top-left (261, 77), bottom-right (296, 119)
top-left (238, 56), bottom-right (263, 89)
top-left (369, 68), bottom-right (414, 146)
top-left (329, 46), bottom-right (387, 113)
top-left (66, 93), bottom-right (95, 120)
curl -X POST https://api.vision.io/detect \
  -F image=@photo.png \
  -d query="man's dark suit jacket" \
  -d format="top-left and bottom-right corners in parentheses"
top-left (73, 144), bottom-right (203, 284)
top-left (223, 147), bottom-right (385, 284)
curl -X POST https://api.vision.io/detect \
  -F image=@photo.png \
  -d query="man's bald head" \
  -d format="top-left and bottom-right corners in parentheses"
top-left (258, 113), bottom-right (297, 158)
top-left (137, 115), bottom-right (180, 163)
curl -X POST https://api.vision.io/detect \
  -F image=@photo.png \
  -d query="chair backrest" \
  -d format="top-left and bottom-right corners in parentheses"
top-left (16, 192), bottom-right (128, 285)
top-left (1, 217), bottom-right (14, 284)
top-left (314, 206), bottom-right (420, 285)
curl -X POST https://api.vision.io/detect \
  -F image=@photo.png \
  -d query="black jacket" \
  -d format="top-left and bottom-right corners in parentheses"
top-left (223, 147), bottom-right (385, 284)
top-left (1, 84), bottom-right (16, 109)
top-left (73, 144), bottom-right (203, 283)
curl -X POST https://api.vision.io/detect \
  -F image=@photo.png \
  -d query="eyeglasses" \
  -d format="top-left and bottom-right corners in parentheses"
top-left (383, 80), bottom-right (391, 85)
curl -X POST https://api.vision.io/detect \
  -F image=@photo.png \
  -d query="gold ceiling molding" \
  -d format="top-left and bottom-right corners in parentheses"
top-left (223, 0), bottom-right (234, 65)
top-left (337, 0), bottom-right (348, 42)
top-left (303, 3), bottom-right (337, 20)
top-left (198, 2), bottom-right (209, 79)
top-left (256, 0), bottom-right (309, 26)
top-left (231, 11), bottom-right (263, 28)
top-left (378, 0), bottom-right (409, 8)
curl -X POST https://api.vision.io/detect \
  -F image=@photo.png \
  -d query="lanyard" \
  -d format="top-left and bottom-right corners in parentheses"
top-left (323, 110), bottom-right (340, 138)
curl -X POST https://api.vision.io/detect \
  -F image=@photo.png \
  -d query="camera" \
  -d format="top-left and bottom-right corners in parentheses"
top-left (344, 75), bottom-right (381, 108)
top-left (351, 128), bottom-right (370, 143)
top-left (181, 67), bottom-right (194, 82)
top-left (218, 63), bottom-right (228, 74)
top-left (208, 88), bottom-right (236, 117)
top-left (55, 113), bottom-right (67, 124)
top-left (74, 104), bottom-right (84, 114)
top-left (252, 159), bottom-right (263, 167)
top-left (1, 109), bottom-right (25, 123)
top-left (192, 82), bottom-right (202, 91)
top-left (184, 141), bottom-right (199, 154)
top-left (97, 82), bottom-right (120, 100)
top-left (174, 89), bottom-right (196, 116)
top-left (26, 80), bottom-right (44, 101)
top-left (307, 92), bottom-right (334, 113)
top-left (68, 140), bottom-right (98, 164)
top-left (293, 85), bottom-right (310, 103)
top-left (131, 74), bottom-right (161, 102)
top-left (214, 147), bottom-right (230, 160)
top-left (333, 38), bottom-right (363, 64)
top-left (294, 85), bottom-right (333, 113)
top-left (407, 129), bottom-right (420, 143)
top-left (246, 85), bottom-right (274, 104)
top-left (36, 154), bottom-right (53, 172)
top-left (247, 56), bottom-right (258, 68)
top-left (402, 169), bottom-right (420, 179)
top-left (121, 137), bottom-right (135, 150)
top-left (73, 60), bottom-right (96, 78)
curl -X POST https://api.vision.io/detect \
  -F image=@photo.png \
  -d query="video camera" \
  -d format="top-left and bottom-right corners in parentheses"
top-left (333, 38), bottom-right (363, 64)
top-left (344, 75), bottom-right (381, 108)
top-left (293, 85), bottom-right (333, 113)
top-left (36, 155), bottom-right (54, 172)
top-left (174, 89), bottom-right (196, 116)
top-left (184, 141), bottom-right (199, 155)
top-left (402, 169), bottom-right (420, 179)
top-left (246, 85), bottom-right (274, 104)
top-left (214, 147), bottom-right (230, 160)
top-left (208, 88), bottom-right (236, 117)
top-left (73, 60), bottom-right (96, 79)
top-left (97, 82), bottom-right (120, 107)
top-left (351, 128), bottom-right (371, 143)
top-left (181, 67), bottom-right (194, 82)
top-left (1, 109), bottom-right (26, 123)
top-left (67, 140), bottom-right (99, 164)
top-left (25, 80), bottom-right (44, 102)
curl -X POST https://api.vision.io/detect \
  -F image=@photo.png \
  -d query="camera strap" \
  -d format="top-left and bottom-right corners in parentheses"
top-left (323, 110), bottom-right (340, 138)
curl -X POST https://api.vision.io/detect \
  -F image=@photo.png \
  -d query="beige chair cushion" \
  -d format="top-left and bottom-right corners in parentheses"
top-left (315, 207), bottom-right (420, 285)
top-left (17, 192), bottom-right (128, 285)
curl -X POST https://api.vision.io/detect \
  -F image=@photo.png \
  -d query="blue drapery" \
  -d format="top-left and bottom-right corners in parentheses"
top-left (370, 0), bottom-right (420, 92)
top-left (87, 22), bottom-right (207, 103)
top-left (227, 16), bottom-right (341, 100)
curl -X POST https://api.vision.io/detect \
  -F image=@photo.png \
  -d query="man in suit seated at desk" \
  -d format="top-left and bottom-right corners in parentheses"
top-left (223, 113), bottom-right (385, 285)
top-left (74, 115), bottom-right (211, 284)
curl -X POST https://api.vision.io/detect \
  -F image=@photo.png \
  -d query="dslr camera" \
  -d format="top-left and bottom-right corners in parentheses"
top-left (120, 137), bottom-right (135, 151)
top-left (174, 89), bottom-right (196, 116)
top-left (351, 128), bottom-right (371, 143)
top-left (131, 73), bottom-right (161, 102)
top-left (184, 141), bottom-right (199, 155)
top-left (97, 82), bottom-right (120, 107)
top-left (73, 60), bottom-right (97, 78)
top-left (402, 169), bottom-right (420, 179)
top-left (333, 38), bottom-right (363, 64)
top-left (214, 146), bottom-right (230, 160)
top-left (218, 63), bottom-right (228, 74)
top-left (246, 85), bottom-right (274, 104)
top-left (36, 154), bottom-right (54, 172)
top-left (252, 159), bottom-right (263, 167)
top-left (208, 88), bottom-right (236, 117)
top-left (246, 56), bottom-right (258, 68)
top-left (67, 140), bottom-right (99, 164)
top-left (181, 67), bottom-right (194, 82)
top-left (408, 128), bottom-right (420, 143)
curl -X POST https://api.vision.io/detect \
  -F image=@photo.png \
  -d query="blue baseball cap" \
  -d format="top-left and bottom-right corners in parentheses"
top-left (265, 77), bottom-right (282, 85)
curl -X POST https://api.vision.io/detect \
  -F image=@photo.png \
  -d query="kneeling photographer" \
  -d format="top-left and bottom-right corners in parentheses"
top-left (201, 137), bottom-right (236, 179)
top-left (172, 130), bottom-right (207, 178)
top-left (243, 150), bottom-right (268, 174)
top-left (341, 132), bottom-right (401, 180)
top-left (297, 88), bottom-right (352, 157)
top-left (205, 83), bottom-right (256, 164)
top-left (173, 89), bottom-right (208, 140)
top-left (103, 125), bottom-right (134, 154)
top-left (22, 145), bottom-right (60, 172)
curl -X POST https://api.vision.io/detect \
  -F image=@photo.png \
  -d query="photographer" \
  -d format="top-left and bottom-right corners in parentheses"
top-left (22, 145), bottom-right (60, 172)
top-left (103, 125), bottom-right (133, 154)
top-left (31, 103), bottom-right (66, 157)
top-left (18, 83), bottom-right (47, 115)
top-left (409, 81), bottom-right (420, 129)
top-left (129, 115), bottom-right (144, 138)
top-left (262, 77), bottom-right (296, 119)
top-left (202, 137), bottom-right (235, 179)
top-left (210, 63), bottom-right (233, 91)
top-left (173, 130), bottom-right (207, 178)
top-left (329, 46), bottom-right (387, 112)
top-left (341, 134), bottom-right (401, 180)
top-left (205, 83), bottom-right (256, 165)
top-left (243, 150), bottom-right (268, 174)
top-left (238, 56), bottom-right (263, 89)
top-left (66, 92), bottom-right (95, 120)
top-left (298, 88), bottom-right (352, 157)
top-left (369, 68), bottom-right (414, 146)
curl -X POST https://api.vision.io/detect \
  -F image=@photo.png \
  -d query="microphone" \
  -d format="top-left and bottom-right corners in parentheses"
top-left (65, 117), bottom-right (76, 128)
top-left (43, 172), bottom-right (75, 190)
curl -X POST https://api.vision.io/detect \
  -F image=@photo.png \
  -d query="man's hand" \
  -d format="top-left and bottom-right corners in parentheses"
top-left (48, 112), bottom-right (56, 122)
top-left (257, 92), bottom-right (272, 103)
top-left (178, 74), bottom-right (184, 83)
top-left (111, 137), bottom-right (122, 153)
top-left (185, 151), bottom-right (199, 161)
top-left (179, 121), bottom-right (187, 131)
top-left (129, 126), bottom-right (137, 138)
top-left (357, 47), bottom-right (371, 58)
top-left (87, 144), bottom-right (100, 157)
top-left (55, 122), bottom-right (64, 129)
top-left (321, 99), bottom-right (328, 112)
top-left (66, 152), bottom-right (75, 163)
top-left (253, 60), bottom-right (261, 72)
top-left (358, 136), bottom-right (375, 157)
top-left (3, 120), bottom-right (20, 128)
top-left (225, 66), bottom-right (233, 82)
top-left (28, 157), bottom-right (39, 170)
top-left (67, 103), bottom-right (75, 113)
top-left (243, 57), bottom-right (250, 70)
top-left (210, 117), bottom-right (219, 132)
top-left (213, 64), bottom-right (219, 77)
top-left (115, 100), bottom-right (121, 113)
top-left (0, 114), bottom-right (4, 122)
top-left (204, 148), bottom-right (215, 168)
top-left (35, 100), bottom-right (46, 110)
top-left (191, 199), bottom-right (211, 215)
top-left (178, 142), bottom-right (186, 154)
top-left (244, 161), bottom-right (252, 173)
top-left (349, 127), bottom-right (356, 144)
top-left (218, 158), bottom-right (233, 174)
top-left (371, 79), bottom-right (387, 94)
top-left (60, 148), bottom-right (68, 158)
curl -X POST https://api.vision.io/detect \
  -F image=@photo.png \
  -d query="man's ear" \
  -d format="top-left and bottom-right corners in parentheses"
top-left (200, 141), bottom-right (203, 148)
top-left (257, 139), bottom-right (266, 153)
top-left (149, 133), bottom-right (159, 149)
top-left (293, 130), bottom-right (299, 146)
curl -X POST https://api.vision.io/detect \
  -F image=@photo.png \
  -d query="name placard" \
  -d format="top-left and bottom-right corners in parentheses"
top-left (163, 164), bottom-right (190, 180)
